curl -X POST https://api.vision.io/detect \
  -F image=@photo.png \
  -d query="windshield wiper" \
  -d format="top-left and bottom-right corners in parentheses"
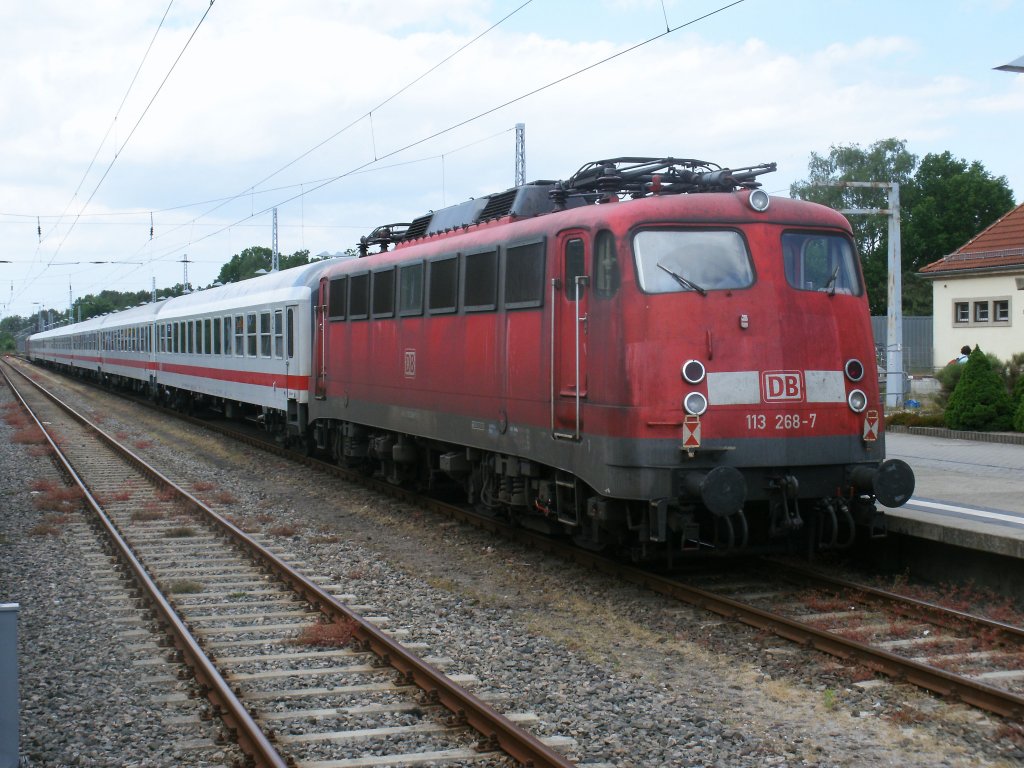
top-left (657, 263), bottom-right (707, 296)
top-left (825, 263), bottom-right (840, 296)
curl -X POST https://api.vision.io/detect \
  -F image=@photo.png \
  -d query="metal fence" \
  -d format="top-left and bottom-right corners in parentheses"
top-left (871, 315), bottom-right (933, 375)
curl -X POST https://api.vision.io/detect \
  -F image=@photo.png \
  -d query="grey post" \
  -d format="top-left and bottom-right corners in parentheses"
top-left (0, 604), bottom-right (19, 768)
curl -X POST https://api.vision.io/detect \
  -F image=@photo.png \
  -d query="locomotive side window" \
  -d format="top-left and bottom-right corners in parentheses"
top-left (260, 311), bottom-right (272, 357)
top-left (594, 230), bottom-right (620, 298)
top-left (372, 267), bottom-right (396, 318)
top-left (634, 229), bottom-right (753, 293)
top-left (464, 249), bottom-right (498, 312)
top-left (428, 256), bottom-right (458, 314)
top-left (273, 309), bottom-right (284, 358)
top-left (564, 238), bottom-right (586, 300)
top-left (328, 277), bottom-right (347, 320)
top-left (246, 313), bottom-right (257, 357)
top-left (399, 262), bottom-right (424, 316)
top-left (349, 273), bottom-right (370, 319)
top-left (504, 241), bottom-right (545, 309)
top-left (782, 232), bottom-right (862, 295)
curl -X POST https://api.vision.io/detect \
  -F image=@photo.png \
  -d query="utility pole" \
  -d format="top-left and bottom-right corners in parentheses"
top-left (836, 181), bottom-right (903, 409)
top-left (515, 123), bottom-right (526, 187)
top-left (272, 207), bottom-right (280, 272)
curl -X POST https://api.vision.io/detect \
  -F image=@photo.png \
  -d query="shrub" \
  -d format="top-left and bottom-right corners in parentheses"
top-left (885, 411), bottom-right (946, 428)
top-left (1014, 398), bottom-right (1024, 433)
top-left (944, 347), bottom-right (1013, 431)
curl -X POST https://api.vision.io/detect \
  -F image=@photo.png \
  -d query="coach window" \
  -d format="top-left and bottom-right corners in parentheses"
top-left (328, 276), bottom-right (347, 320)
top-left (349, 273), bottom-right (369, 319)
top-left (286, 307), bottom-right (295, 358)
top-left (428, 255), bottom-right (458, 314)
top-left (204, 319), bottom-right (212, 354)
top-left (636, 229), bottom-right (754, 293)
top-left (594, 230), bottom-right (620, 298)
top-left (223, 317), bottom-right (233, 356)
top-left (260, 312), bottom-right (272, 357)
top-left (504, 241), bottom-right (545, 309)
top-left (196, 322), bottom-right (203, 355)
top-left (273, 309), bottom-right (284, 358)
top-left (247, 312), bottom-right (258, 356)
top-left (464, 249), bottom-right (498, 312)
top-left (189, 321), bottom-right (196, 354)
top-left (172, 323), bottom-right (179, 353)
top-left (234, 316), bottom-right (244, 356)
top-left (372, 267), bottom-right (396, 318)
top-left (564, 239), bottom-right (586, 300)
top-left (399, 262), bottom-right (423, 316)
top-left (213, 317), bottom-right (221, 354)
top-left (781, 232), bottom-right (860, 295)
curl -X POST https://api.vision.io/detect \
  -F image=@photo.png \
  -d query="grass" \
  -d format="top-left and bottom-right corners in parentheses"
top-left (268, 524), bottom-right (298, 537)
top-left (192, 481), bottom-right (216, 492)
top-left (168, 579), bottom-right (204, 594)
top-left (293, 619), bottom-right (357, 648)
top-left (212, 490), bottom-right (239, 505)
top-left (28, 514), bottom-right (72, 537)
top-left (164, 526), bottom-right (197, 538)
top-left (130, 507), bottom-right (164, 522)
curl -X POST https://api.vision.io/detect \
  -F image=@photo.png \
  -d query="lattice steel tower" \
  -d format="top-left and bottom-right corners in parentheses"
top-left (515, 123), bottom-right (525, 187)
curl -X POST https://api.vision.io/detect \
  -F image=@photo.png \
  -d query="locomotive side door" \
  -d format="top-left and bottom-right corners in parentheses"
top-left (315, 277), bottom-right (328, 399)
top-left (551, 231), bottom-right (589, 439)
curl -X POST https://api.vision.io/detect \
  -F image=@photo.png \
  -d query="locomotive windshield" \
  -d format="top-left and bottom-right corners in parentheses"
top-left (633, 229), bottom-right (754, 293)
top-left (782, 232), bottom-right (862, 295)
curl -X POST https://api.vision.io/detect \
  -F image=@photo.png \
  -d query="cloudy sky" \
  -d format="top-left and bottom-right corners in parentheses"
top-left (2, 0), bottom-right (1023, 321)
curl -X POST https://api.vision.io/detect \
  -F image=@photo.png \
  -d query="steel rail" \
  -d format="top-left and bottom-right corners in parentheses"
top-left (1, 361), bottom-right (288, 768)
top-left (19, 355), bottom-right (1024, 721)
top-left (3, 358), bottom-right (575, 768)
top-left (763, 558), bottom-right (1024, 641)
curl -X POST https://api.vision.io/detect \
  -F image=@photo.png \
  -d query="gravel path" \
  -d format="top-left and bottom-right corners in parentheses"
top-left (3, 366), bottom-right (1023, 767)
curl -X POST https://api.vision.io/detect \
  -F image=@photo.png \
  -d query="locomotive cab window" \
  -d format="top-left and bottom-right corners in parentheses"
top-left (782, 232), bottom-right (862, 295)
top-left (504, 240), bottom-right (545, 309)
top-left (463, 249), bottom-right (498, 312)
top-left (594, 229), bottom-right (620, 298)
top-left (564, 238), bottom-right (586, 300)
top-left (399, 262), bottom-right (424, 316)
top-left (634, 229), bottom-right (754, 293)
top-left (428, 255), bottom-right (458, 314)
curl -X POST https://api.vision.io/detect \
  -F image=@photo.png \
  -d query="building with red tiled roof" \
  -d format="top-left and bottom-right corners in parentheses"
top-left (919, 201), bottom-right (1024, 368)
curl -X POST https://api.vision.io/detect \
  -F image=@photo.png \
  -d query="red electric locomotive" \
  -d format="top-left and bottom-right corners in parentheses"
top-left (307, 157), bottom-right (914, 561)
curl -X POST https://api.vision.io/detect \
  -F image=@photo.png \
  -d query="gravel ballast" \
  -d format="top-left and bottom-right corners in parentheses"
top-left (3, 366), bottom-right (1023, 767)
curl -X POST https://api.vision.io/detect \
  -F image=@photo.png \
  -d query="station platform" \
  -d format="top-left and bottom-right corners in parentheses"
top-left (869, 429), bottom-right (1024, 590)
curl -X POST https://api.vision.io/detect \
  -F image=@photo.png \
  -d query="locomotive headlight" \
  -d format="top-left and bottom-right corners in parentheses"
top-left (847, 389), bottom-right (868, 413)
top-left (681, 359), bottom-right (706, 384)
top-left (844, 358), bottom-right (864, 382)
top-left (684, 391), bottom-right (708, 416)
top-left (749, 188), bottom-right (770, 212)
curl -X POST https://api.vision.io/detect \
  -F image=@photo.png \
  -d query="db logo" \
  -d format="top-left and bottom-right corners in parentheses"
top-left (762, 370), bottom-right (803, 402)
top-left (403, 349), bottom-right (416, 378)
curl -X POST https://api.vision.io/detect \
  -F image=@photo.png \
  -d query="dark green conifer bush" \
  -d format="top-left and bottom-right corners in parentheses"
top-left (944, 347), bottom-right (1013, 431)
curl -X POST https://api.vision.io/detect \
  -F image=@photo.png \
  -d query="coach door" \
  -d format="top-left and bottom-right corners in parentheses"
top-left (551, 231), bottom-right (589, 440)
top-left (315, 278), bottom-right (329, 399)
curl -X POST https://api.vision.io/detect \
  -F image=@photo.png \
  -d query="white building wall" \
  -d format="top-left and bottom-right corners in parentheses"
top-left (930, 272), bottom-right (1024, 367)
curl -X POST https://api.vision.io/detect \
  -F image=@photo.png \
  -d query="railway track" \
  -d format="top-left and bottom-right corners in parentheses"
top-left (1, 357), bottom-right (576, 768)
top-left (12, 355), bottom-right (1024, 726)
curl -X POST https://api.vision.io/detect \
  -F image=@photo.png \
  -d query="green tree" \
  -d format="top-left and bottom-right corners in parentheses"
top-left (944, 347), bottom-right (1013, 431)
top-left (792, 139), bottom-right (1015, 315)
top-left (215, 247), bottom-right (313, 285)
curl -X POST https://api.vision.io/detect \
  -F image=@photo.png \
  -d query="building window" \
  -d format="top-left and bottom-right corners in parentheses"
top-left (954, 302), bottom-right (969, 323)
top-left (974, 301), bottom-right (990, 323)
top-left (994, 299), bottom-right (1010, 323)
